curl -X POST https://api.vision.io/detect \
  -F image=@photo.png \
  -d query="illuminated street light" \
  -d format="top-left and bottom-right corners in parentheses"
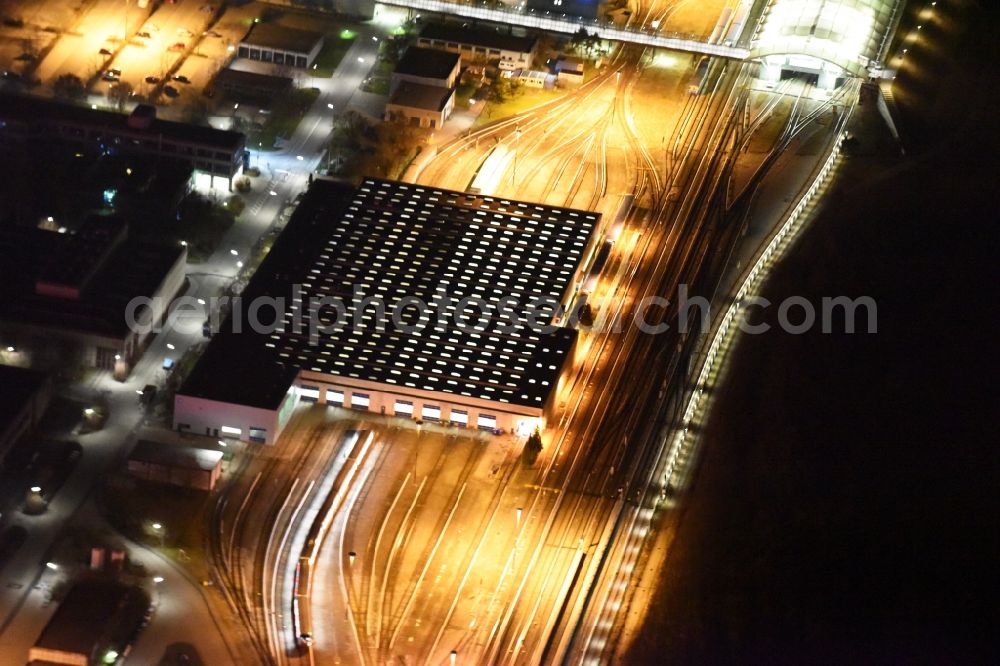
top-left (357, 56), bottom-right (365, 63)
top-left (450, 650), bottom-right (457, 665)
top-left (348, 551), bottom-right (356, 566)
top-left (84, 408), bottom-right (95, 416)
top-left (166, 343), bottom-right (175, 350)
top-left (197, 298), bottom-right (206, 305)
top-left (114, 354), bottom-right (121, 360)
top-left (5, 346), bottom-right (13, 352)
top-left (236, 261), bottom-right (244, 268)
top-left (151, 523), bottom-right (162, 530)
top-left (327, 103), bottom-right (334, 110)
top-left (153, 576), bottom-right (164, 584)
top-left (515, 507), bottom-right (522, 526)
top-left (269, 190), bottom-right (278, 196)
top-left (296, 155), bottom-right (304, 161)
top-left (230, 248), bottom-right (238, 256)
top-left (179, 240), bottom-right (187, 246)
top-left (30, 486), bottom-right (41, 493)
top-left (46, 562), bottom-right (58, 570)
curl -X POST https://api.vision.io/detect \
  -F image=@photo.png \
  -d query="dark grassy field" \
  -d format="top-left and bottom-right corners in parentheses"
top-left (626, 1), bottom-right (999, 663)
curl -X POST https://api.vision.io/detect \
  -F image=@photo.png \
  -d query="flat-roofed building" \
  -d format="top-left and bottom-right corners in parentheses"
top-left (392, 46), bottom-right (462, 91)
top-left (417, 23), bottom-right (538, 71)
top-left (28, 579), bottom-right (147, 666)
top-left (556, 56), bottom-right (586, 86)
top-left (0, 94), bottom-right (245, 187)
top-left (384, 82), bottom-right (455, 129)
top-left (514, 69), bottom-right (549, 89)
top-left (0, 217), bottom-right (187, 375)
top-left (127, 440), bottom-right (224, 491)
top-left (212, 68), bottom-right (293, 104)
top-left (238, 23), bottom-right (325, 69)
top-left (174, 178), bottom-right (604, 444)
top-left (0, 365), bottom-right (51, 464)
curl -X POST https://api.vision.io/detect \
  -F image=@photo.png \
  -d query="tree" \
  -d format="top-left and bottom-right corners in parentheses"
top-left (522, 428), bottom-right (543, 467)
top-left (493, 77), bottom-right (522, 103)
top-left (53, 74), bottom-right (85, 100)
top-left (107, 81), bottom-right (133, 112)
top-left (184, 98), bottom-right (210, 126)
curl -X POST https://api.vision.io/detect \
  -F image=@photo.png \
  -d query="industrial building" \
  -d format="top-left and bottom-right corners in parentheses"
top-left (385, 82), bottom-right (456, 129)
top-left (385, 46), bottom-right (462, 128)
top-left (417, 23), bottom-right (539, 71)
top-left (391, 46), bottom-right (462, 92)
top-left (0, 94), bottom-right (246, 187)
top-left (0, 216), bottom-right (187, 375)
top-left (238, 23), bottom-right (325, 69)
top-left (127, 440), bottom-right (224, 491)
top-left (0, 365), bottom-right (51, 464)
top-left (212, 68), bottom-right (294, 104)
top-left (28, 579), bottom-right (148, 666)
top-left (175, 178), bottom-right (603, 444)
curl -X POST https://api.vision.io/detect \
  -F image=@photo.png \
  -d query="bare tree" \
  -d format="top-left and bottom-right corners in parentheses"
top-left (53, 74), bottom-right (86, 99)
top-left (108, 81), bottom-right (134, 112)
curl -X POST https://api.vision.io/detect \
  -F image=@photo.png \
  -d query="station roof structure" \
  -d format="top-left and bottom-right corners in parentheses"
top-left (180, 178), bottom-right (599, 412)
top-left (750, 0), bottom-right (903, 75)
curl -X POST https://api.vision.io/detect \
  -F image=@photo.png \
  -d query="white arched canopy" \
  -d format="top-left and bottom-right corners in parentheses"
top-left (749, 0), bottom-right (902, 77)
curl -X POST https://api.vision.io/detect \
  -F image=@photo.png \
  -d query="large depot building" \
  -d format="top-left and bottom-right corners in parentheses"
top-left (175, 178), bottom-right (602, 444)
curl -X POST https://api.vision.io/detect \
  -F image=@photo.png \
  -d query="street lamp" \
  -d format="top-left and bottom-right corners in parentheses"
top-left (46, 562), bottom-right (58, 570)
top-left (512, 128), bottom-right (521, 186)
top-left (348, 551), bottom-right (356, 566)
top-left (515, 507), bottom-right (522, 527)
top-left (450, 650), bottom-right (457, 665)
top-left (413, 420), bottom-right (423, 479)
top-left (153, 576), bottom-right (164, 584)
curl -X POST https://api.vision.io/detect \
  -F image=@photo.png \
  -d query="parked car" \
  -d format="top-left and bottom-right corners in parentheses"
top-left (163, 85), bottom-right (179, 98)
top-left (172, 74), bottom-right (190, 84)
top-left (99, 48), bottom-right (112, 56)
top-left (168, 42), bottom-right (185, 51)
top-left (144, 75), bottom-right (159, 84)
top-left (137, 31), bottom-right (151, 39)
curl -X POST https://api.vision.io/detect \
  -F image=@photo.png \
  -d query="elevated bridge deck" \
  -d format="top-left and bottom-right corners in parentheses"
top-left (379, 0), bottom-right (750, 59)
